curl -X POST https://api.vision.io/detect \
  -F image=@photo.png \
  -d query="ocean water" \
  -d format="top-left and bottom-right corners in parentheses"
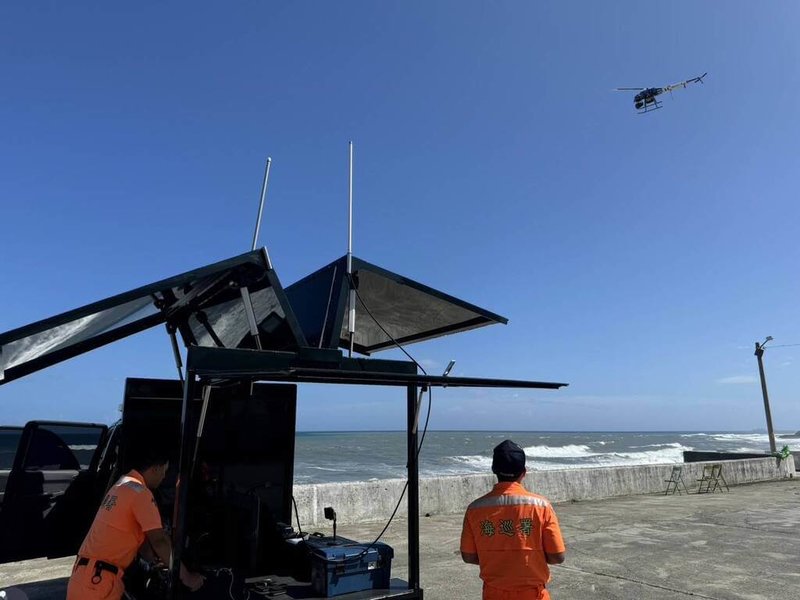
top-left (3, 429), bottom-right (797, 485)
top-left (292, 430), bottom-right (800, 484)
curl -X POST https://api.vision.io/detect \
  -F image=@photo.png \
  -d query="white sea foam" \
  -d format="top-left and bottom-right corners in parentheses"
top-left (774, 436), bottom-right (800, 444)
top-left (528, 444), bottom-right (692, 470)
top-left (710, 433), bottom-right (800, 444)
top-left (632, 442), bottom-right (686, 449)
top-left (307, 465), bottom-right (348, 472)
top-left (709, 433), bottom-right (769, 442)
top-left (450, 455), bottom-right (493, 469)
top-left (448, 443), bottom-right (694, 473)
top-left (522, 444), bottom-right (596, 458)
top-left (682, 432), bottom-right (799, 446)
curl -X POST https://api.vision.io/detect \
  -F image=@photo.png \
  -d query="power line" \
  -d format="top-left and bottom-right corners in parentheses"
top-left (766, 343), bottom-right (800, 348)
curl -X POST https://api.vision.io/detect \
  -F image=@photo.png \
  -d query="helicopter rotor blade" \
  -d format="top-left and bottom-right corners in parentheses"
top-left (614, 87), bottom-right (645, 91)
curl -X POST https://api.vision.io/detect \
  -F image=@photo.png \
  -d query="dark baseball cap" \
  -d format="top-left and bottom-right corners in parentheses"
top-left (492, 440), bottom-right (526, 477)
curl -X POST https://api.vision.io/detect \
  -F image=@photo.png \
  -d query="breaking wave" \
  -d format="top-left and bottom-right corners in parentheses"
top-left (448, 443), bottom-right (693, 473)
top-left (449, 455), bottom-right (493, 470)
top-left (529, 445), bottom-right (691, 470)
top-left (522, 444), bottom-right (595, 458)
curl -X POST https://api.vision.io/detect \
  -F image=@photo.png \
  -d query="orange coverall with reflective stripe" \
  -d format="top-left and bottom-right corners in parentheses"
top-left (461, 481), bottom-right (565, 600)
top-left (67, 470), bottom-right (162, 600)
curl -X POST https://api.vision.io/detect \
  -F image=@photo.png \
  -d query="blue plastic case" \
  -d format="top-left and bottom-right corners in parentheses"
top-left (310, 542), bottom-right (394, 597)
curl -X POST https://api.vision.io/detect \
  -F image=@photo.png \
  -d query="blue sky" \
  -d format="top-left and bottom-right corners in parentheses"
top-left (1, 2), bottom-right (798, 431)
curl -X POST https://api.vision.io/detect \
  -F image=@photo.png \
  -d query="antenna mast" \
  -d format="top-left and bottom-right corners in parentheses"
top-left (251, 157), bottom-right (272, 251)
top-left (347, 141), bottom-right (356, 357)
top-left (241, 156), bottom-right (272, 353)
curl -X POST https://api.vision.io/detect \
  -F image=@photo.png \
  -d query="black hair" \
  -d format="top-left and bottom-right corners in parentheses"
top-left (129, 444), bottom-right (171, 473)
top-left (496, 472), bottom-right (522, 483)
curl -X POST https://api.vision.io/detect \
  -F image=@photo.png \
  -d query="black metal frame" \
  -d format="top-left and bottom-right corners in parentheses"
top-left (0, 249), bottom-right (308, 385)
top-left (169, 346), bottom-right (567, 599)
top-left (285, 255), bottom-right (508, 355)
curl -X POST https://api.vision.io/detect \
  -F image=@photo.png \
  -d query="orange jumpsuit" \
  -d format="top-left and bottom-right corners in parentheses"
top-left (461, 481), bottom-right (565, 600)
top-left (67, 470), bottom-right (163, 600)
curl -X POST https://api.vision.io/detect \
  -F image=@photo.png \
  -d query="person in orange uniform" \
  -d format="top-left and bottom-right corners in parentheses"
top-left (461, 440), bottom-right (566, 600)
top-left (67, 448), bottom-right (205, 600)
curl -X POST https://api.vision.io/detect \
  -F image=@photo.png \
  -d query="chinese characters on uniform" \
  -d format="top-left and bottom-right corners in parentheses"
top-left (479, 518), bottom-right (535, 537)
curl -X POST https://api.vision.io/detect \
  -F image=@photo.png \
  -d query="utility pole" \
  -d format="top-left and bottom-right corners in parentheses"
top-left (754, 337), bottom-right (777, 454)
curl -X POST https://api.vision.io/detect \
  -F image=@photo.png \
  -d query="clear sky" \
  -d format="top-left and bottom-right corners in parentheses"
top-left (1, 2), bottom-right (798, 432)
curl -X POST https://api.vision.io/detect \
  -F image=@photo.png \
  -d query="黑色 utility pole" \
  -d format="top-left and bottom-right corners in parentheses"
top-left (754, 337), bottom-right (777, 454)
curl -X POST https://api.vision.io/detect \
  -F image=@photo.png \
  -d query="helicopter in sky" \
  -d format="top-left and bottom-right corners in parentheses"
top-left (615, 72), bottom-right (707, 113)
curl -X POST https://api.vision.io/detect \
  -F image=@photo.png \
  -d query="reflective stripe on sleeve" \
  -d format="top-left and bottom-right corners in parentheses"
top-left (118, 479), bottom-right (145, 493)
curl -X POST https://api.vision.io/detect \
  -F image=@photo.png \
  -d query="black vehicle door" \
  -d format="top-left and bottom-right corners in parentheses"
top-left (0, 421), bottom-right (108, 563)
top-left (0, 426), bottom-right (24, 506)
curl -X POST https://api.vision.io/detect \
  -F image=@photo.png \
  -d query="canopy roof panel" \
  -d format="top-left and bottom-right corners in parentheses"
top-left (285, 256), bottom-right (508, 355)
top-left (0, 250), bottom-right (306, 386)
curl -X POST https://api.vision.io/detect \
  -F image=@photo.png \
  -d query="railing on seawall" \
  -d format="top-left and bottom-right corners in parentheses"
top-left (292, 456), bottom-right (795, 528)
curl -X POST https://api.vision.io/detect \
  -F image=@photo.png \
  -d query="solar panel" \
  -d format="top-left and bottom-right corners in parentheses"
top-left (0, 250), bottom-right (305, 385)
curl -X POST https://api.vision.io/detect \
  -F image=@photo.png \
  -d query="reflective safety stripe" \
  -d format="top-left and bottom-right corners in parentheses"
top-left (118, 478), bottom-right (144, 493)
top-left (469, 494), bottom-right (549, 510)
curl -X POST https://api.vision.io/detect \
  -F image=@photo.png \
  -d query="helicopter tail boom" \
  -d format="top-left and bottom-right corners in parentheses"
top-left (663, 72), bottom-right (707, 93)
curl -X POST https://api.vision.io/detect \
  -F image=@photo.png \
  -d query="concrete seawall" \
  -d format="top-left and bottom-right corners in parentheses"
top-left (293, 457), bottom-right (795, 527)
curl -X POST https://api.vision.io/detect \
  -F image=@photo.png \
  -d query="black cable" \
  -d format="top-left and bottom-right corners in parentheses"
top-left (349, 275), bottom-right (432, 459)
top-left (339, 384), bottom-right (433, 560)
top-left (292, 495), bottom-right (303, 535)
top-left (348, 274), bottom-right (427, 375)
top-left (321, 278), bottom-right (435, 564)
top-left (354, 386), bottom-right (433, 555)
top-left (417, 386), bottom-right (432, 455)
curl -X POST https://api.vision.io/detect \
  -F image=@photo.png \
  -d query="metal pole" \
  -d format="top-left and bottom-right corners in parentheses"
top-left (167, 325), bottom-right (184, 384)
top-left (406, 384), bottom-right (421, 591)
top-left (347, 141), bottom-right (356, 357)
top-left (411, 386), bottom-right (425, 435)
top-left (171, 369), bottom-right (197, 599)
top-left (348, 141), bottom-right (353, 262)
top-left (240, 287), bottom-right (263, 350)
top-left (191, 385), bottom-right (212, 475)
top-left (755, 342), bottom-right (777, 454)
top-left (251, 157), bottom-right (272, 251)
top-left (319, 264), bottom-right (339, 349)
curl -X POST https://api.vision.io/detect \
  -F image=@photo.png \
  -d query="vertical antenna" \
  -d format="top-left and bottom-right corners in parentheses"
top-left (243, 156), bottom-right (271, 353)
top-left (347, 141), bottom-right (356, 357)
top-left (251, 157), bottom-right (272, 251)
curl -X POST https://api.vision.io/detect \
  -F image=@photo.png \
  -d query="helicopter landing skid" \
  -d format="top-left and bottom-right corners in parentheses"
top-left (637, 101), bottom-right (662, 114)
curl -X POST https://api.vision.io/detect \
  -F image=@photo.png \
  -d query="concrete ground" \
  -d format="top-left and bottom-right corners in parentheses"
top-left (3, 479), bottom-right (799, 599)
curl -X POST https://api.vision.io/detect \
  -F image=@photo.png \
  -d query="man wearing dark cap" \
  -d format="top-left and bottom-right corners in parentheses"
top-left (460, 440), bottom-right (566, 600)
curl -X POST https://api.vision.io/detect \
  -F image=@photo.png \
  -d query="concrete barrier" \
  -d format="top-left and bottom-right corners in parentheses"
top-left (292, 456), bottom-right (795, 527)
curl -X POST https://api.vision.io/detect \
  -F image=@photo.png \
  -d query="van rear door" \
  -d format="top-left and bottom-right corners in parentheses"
top-left (0, 421), bottom-right (108, 563)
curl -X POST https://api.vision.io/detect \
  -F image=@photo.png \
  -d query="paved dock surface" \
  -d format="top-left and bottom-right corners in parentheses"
top-left (3, 479), bottom-right (799, 599)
